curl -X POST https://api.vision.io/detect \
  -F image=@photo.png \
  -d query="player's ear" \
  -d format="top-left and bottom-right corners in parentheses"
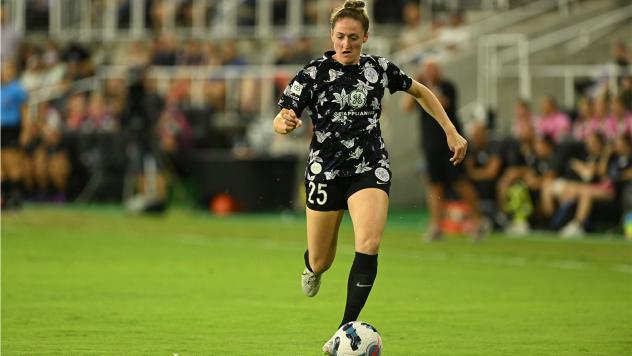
top-left (363, 32), bottom-right (369, 43)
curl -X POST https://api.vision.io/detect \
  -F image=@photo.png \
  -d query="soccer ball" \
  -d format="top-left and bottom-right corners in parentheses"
top-left (332, 321), bottom-right (382, 356)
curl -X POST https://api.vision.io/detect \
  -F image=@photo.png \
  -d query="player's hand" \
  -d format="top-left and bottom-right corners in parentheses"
top-left (446, 130), bottom-right (467, 165)
top-left (275, 109), bottom-right (302, 134)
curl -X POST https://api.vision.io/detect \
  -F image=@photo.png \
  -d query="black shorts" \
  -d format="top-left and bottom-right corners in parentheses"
top-left (423, 148), bottom-right (465, 184)
top-left (305, 167), bottom-right (392, 211)
top-left (1, 126), bottom-right (21, 148)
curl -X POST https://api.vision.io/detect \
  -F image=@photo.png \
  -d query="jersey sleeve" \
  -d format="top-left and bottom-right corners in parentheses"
top-left (277, 67), bottom-right (315, 117)
top-left (384, 59), bottom-right (413, 94)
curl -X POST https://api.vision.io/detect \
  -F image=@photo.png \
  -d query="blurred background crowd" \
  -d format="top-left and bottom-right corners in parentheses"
top-left (1, 0), bottom-right (631, 237)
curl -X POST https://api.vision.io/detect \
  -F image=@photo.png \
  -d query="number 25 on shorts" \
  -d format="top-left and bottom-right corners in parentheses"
top-left (308, 182), bottom-right (328, 205)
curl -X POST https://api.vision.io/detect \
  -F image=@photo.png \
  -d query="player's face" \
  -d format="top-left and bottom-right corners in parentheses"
top-left (331, 18), bottom-right (367, 66)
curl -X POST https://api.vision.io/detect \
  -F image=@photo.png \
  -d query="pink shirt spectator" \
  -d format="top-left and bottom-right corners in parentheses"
top-left (572, 118), bottom-right (594, 141)
top-left (534, 111), bottom-right (571, 142)
top-left (606, 113), bottom-right (632, 139)
top-left (512, 115), bottom-right (534, 139)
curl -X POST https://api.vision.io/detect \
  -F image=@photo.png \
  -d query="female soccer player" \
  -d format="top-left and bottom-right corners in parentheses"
top-left (273, 1), bottom-right (468, 353)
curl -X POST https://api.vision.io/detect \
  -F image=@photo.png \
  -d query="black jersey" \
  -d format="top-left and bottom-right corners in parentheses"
top-left (278, 51), bottom-right (413, 182)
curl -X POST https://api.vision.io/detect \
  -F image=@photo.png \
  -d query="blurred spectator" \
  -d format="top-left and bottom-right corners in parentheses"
top-left (560, 133), bottom-right (632, 237)
top-left (497, 123), bottom-right (537, 234)
top-left (32, 101), bottom-right (70, 202)
top-left (534, 96), bottom-right (571, 143)
top-left (62, 43), bottom-right (94, 83)
top-left (82, 91), bottom-right (119, 133)
top-left (293, 37), bottom-right (314, 64)
top-left (437, 10), bottom-right (469, 52)
top-left (541, 132), bottom-right (607, 227)
top-left (151, 33), bottom-right (178, 66)
top-left (158, 102), bottom-right (193, 154)
top-left (20, 52), bottom-right (45, 92)
top-left (620, 75), bottom-right (632, 111)
top-left (607, 95), bottom-right (632, 139)
top-left (41, 39), bottom-right (65, 88)
top-left (404, 58), bottom-right (485, 240)
top-left (1, 60), bottom-right (30, 209)
top-left (464, 120), bottom-right (503, 225)
top-left (274, 37), bottom-right (314, 65)
top-left (112, 41), bottom-right (150, 68)
top-left (303, 0), bottom-right (319, 25)
top-left (398, 2), bottom-right (427, 50)
top-left (572, 96), bottom-right (595, 141)
top-left (610, 39), bottom-right (629, 75)
top-left (64, 93), bottom-right (88, 131)
top-left (274, 39), bottom-right (295, 65)
top-left (1, 4), bottom-right (21, 62)
top-left (592, 95), bottom-right (615, 141)
top-left (179, 41), bottom-right (205, 65)
top-left (512, 98), bottom-right (535, 139)
top-left (222, 40), bottom-right (247, 66)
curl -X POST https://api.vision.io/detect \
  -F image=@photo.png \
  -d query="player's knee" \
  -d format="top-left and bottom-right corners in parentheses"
top-left (356, 235), bottom-right (381, 254)
top-left (310, 255), bottom-right (334, 274)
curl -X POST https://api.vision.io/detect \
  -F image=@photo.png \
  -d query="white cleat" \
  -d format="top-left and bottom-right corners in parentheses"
top-left (301, 268), bottom-right (321, 297)
top-left (560, 221), bottom-right (585, 239)
top-left (322, 333), bottom-right (337, 355)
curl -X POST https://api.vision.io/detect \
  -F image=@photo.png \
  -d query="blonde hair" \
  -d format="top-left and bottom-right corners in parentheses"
top-left (330, 0), bottom-right (370, 34)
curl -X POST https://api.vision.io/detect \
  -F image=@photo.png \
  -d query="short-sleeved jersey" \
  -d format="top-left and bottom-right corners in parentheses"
top-left (278, 51), bottom-right (412, 181)
top-left (1, 80), bottom-right (28, 127)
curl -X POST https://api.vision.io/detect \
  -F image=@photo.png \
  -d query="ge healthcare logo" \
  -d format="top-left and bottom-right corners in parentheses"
top-left (375, 167), bottom-right (390, 182)
top-left (349, 90), bottom-right (367, 109)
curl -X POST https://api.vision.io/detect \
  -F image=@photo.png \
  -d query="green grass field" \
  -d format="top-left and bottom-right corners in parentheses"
top-left (2, 205), bottom-right (632, 355)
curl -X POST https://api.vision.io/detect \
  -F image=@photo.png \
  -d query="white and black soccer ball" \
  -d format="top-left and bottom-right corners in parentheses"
top-left (332, 321), bottom-right (382, 356)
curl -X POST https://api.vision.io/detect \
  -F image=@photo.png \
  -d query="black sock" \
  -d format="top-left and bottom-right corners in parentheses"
top-left (304, 249), bottom-right (313, 272)
top-left (340, 252), bottom-right (378, 327)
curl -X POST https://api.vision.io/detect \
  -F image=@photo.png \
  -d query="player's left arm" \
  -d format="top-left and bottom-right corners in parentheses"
top-left (406, 79), bottom-right (467, 165)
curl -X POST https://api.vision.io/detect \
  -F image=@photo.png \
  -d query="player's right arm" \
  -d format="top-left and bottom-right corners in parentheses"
top-left (273, 108), bottom-right (303, 135)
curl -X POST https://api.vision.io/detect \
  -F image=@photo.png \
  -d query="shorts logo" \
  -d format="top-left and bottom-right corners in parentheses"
top-left (349, 90), bottom-right (367, 109)
top-left (364, 67), bottom-right (379, 83)
top-left (310, 162), bottom-right (322, 174)
top-left (291, 81), bottom-right (304, 96)
top-left (375, 167), bottom-right (390, 182)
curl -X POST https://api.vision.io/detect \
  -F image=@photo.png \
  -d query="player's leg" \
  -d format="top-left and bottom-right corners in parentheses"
top-left (340, 187), bottom-right (388, 326)
top-left (305, 207), bottom-right (344, 274)
top-left (302, 208), bottom-right (343, 298)
top-left (302, 176), bottom-right (345, 297)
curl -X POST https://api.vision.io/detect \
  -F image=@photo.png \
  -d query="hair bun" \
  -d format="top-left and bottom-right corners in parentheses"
top-left (344, 0), bottom-right (366, 10)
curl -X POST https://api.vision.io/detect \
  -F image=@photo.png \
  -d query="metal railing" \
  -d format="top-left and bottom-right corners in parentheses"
top-left (27, 64), bottom-right (304, 124)
top-left (477, 2), bottom-right (632, 110)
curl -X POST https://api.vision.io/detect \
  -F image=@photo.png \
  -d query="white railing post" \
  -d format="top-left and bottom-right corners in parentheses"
top-left (192, 0), bottom-right (207, 38)
top-left (518, 36), bottom-right (531, 100)
top-left (131, 0), bottom-right (146, 39)
top-left (79, 0), bottom-right (91, 41)
top-left (103, 0), bottom-right (117, 41)
top-left (50, 0), bottom-right (62, 38)
top-left (256, 0), bottom-right (272, 38)
top-left (162, 0), bottom-right (176, 33)
top-left (287, 0), bottom-right (302, 36)
top-left (11, 0), bottom-right (25, 36)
